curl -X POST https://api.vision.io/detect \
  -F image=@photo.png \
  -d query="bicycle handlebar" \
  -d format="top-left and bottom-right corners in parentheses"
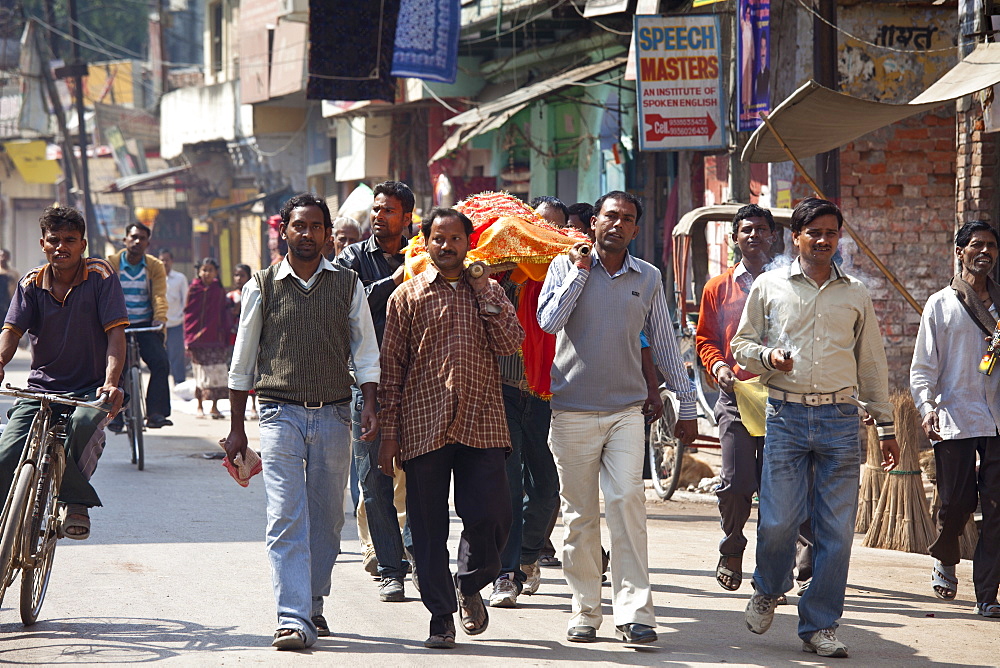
top-left (0, 384), bottom-right (114, 413)
top-left (124, 324), bottom-right (165, 334)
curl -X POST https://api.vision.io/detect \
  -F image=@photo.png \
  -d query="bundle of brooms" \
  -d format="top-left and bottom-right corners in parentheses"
top-left (863, 391), bottom-right (937, 553)
top-left (856, 419), bottom-right (885, 533)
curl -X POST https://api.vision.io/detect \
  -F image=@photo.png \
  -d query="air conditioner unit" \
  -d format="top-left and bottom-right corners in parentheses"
top-left (279, 0), bottom-right (308, 22)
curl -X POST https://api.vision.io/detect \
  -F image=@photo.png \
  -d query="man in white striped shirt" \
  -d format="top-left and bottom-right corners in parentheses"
top-left (107, 223), bottom-right (172, 429)
top-left (537, 190), bottom-right (697, 645)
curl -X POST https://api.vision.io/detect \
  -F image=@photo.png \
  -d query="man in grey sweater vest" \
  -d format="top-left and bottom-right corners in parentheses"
top-left (224, 193), bottom-right (381, 650)
top-left (537, 190), bottom-right (697, 645)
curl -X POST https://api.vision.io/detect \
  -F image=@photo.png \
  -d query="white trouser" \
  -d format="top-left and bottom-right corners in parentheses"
top-left (549, 406), bottom-right (654, 629)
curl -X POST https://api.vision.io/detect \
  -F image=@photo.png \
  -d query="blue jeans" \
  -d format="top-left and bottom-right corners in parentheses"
top-left (352, 386), bottom-right (411, 579)
top-left (165, 324), bottom-right (186, 384)
top-left (258, 401), bottom-right (352, 646)
top-left (753, 399), bottom-right (861, 640)
top-left (500, 384), bottom-right (559, 581)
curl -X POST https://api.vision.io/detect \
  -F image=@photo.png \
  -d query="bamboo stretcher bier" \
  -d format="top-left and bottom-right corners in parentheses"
top-left (466, 243), bottom-right (591, 279)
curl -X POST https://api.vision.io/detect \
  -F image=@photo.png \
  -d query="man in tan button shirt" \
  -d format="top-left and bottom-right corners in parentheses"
top-left (731, 197), bottom-right (899, 659)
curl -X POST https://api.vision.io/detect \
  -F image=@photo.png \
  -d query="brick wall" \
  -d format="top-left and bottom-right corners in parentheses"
top-left (837, 108), bottom-right (956, 389)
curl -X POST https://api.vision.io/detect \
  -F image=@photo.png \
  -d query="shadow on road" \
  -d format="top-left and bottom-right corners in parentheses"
top-left (0, 617), bottom-right (258, 663)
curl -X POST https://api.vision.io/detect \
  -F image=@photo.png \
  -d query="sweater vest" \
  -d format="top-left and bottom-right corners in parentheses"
top-left (550, 260), bottom-right (663, 412)
top-left (253, 264), bottom-right (356, 403)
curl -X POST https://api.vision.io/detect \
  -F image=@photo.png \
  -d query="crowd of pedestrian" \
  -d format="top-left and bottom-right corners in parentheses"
top-left (0, 182), bottom-right (995, 659)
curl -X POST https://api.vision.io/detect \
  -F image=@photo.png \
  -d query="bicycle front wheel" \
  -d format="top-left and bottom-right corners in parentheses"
top-left (128, 367), bottom-right (144, 470)
top-left (0, 464), bottom-right (35, 608)
top-left (20, 446), bottom-right (62, 625)
top-left (648, 391), bottom-right (685, 500)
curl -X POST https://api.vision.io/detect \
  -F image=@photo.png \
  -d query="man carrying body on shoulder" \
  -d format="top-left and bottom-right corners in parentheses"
top-left (378, 207), bottom-right (524, 649)
top-left (732, 197), bottom-right (899, 658)
top-left (910, 220), bottom-right (1000, 618)
top-left (336, 181), bottom-right (416, 602)
top-left (224, 193), bottom-right (381, 650)
top-left (0, 206), bottom-right (127, 541)
top-left (107, 223), bottom-right (172, 429)
top-left (537, 190), bottom-right (698, 646)
top-left (158, 249), bottom-right (188, 386)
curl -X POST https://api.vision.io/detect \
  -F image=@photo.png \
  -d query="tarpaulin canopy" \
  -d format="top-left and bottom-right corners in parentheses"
top-left (429, 57), bottom-right (627, 163)
top-left (742, 43), bottom-right (1000, 164)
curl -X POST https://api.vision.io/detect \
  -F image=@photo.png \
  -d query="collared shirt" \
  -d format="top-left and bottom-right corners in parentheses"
top-left (536, 251), bottom-right (697, 418)
top-left (731, 258), bottom-right (894, 424)
top-left (697, 262), bottom-right (758, 381)
top-left (4, 258), bottom-right (128, 393)
top-left (378, 265), bottom-right (524, 460)
top-left (910, 286), bottom-right (1000, 440)
top-left (164, 269), bottom-right (188, 327)
top-left (118, 252), bottom-right (153, 322)
top-left (335, 235), bottom-right (408, 346)
top-left (228, 257), bottom-right (380, 392)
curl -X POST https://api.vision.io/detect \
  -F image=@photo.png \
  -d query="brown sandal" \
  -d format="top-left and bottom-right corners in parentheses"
top-left (456, 587), bottom-right (489, 635)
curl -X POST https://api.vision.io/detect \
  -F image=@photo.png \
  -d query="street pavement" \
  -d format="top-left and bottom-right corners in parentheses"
top-left (0, 348), bottom-right (997, 666)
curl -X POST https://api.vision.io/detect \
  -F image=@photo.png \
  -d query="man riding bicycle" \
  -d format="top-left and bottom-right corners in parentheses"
top-left (0, 206), bottom-right (127, 540)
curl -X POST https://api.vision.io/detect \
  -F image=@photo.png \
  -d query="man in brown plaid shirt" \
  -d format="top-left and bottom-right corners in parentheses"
top-left (378, 207), bottom-right (524, 649)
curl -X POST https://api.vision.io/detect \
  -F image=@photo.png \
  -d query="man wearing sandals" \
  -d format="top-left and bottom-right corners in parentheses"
top-left (696, 205), bottom-right (813, 596)
top-left (732, 197), bottom-right (899, 658)
top-left (910, 220), bottom-right (1000, 619)
top-left (378, 208), bottom-right (523, 649)
top-left (224, 193), bottom-right (381, 650)
top-left (537, 191), bottom-right (698, 645)
top-left (0, 206), bottom-right (127, 541)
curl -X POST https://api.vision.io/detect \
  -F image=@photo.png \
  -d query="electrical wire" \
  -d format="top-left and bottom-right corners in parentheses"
top-left (570, 1), bottom-right (632, 36)
top-left (793, 0), bottom-right (958, 54)
top-left (420, 80), bottom-right (460, 113)
top-left (463, 0), bottom-right (571, 45)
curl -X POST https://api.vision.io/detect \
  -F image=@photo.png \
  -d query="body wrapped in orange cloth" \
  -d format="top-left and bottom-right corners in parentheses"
top-left (403, 192), bottom-right (589, 398)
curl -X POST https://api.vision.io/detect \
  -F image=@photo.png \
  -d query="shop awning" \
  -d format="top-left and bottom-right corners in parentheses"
top-left (430, 56), bottom-right (627, 163)
top-left (742, 42), bottom-right (1000, 164)
top-left (103, 164), bottom-right (190, 193)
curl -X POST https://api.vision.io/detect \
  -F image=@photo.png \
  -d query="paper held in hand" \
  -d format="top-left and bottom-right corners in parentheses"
top-left (219, 438), bottom-right (263, 487)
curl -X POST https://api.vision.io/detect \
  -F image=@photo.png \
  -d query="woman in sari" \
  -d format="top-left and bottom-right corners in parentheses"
top-left (184, 258), bottom-right (232, 419)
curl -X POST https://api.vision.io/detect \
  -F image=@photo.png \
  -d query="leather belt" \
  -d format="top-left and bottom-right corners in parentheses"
top-left (258, 397), bottom-right (350, 409)
top-left (502, 378), bottom-right (531, 392)
top-left (767, 387), bottom-right (856, 407)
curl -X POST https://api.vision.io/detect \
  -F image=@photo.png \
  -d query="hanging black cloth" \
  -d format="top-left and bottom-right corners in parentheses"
top-left (306, 0), bottom-right (401, 102)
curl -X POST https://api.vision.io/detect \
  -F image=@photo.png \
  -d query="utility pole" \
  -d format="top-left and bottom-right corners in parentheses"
top-left (60, 0), bottom-right (99, 252)
top-left (813, 0), bottom-right (839, 201)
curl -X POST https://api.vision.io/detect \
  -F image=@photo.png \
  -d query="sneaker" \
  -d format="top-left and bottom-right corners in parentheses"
top-left (362, 545), bottom-right (378, 577)
top-left (745, 592), bottom-right (779, 634)
top-left (379, 577), bottom-right (405, 602)
top-left (521, 562), bottom-right (541, 595)
top-left (802, 627), bottom-right (848, 658)
top-left (488, 573), bottom-right (519, 608)
top-left (797, 578), bottom-right (812, 596)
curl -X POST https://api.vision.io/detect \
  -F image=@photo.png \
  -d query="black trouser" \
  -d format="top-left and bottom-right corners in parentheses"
top-left (132, 320), bottom-right (171, 419)
top-left (405, 443), bottom-right (511, 635)
top-left (715, 390), bottom-right (813, 580)
top-left (930, 436), bottom-right (1000, 605)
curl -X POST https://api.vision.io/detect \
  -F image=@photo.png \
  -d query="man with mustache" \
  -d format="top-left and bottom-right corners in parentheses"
top-left (732, 197), bottom-right (899, 658)
top-left (378, 208), bottom-right (523, 649)
top-left (537, 190), bottom-right (697, 645)
top-left (910, 220), bottom-right (1000, 618)
top-left (225, 193), bottom-right (380, 649)
top-left (336, 181), bottom-right (416, 603)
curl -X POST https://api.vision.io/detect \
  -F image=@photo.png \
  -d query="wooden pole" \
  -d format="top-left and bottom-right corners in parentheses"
top-left (758, 112), bottom-right (922, 314)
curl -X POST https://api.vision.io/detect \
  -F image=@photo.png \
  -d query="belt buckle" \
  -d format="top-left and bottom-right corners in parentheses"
top-left (304, 401), bottom-right (324, 409)
top-left (802, 393), bottom-right (822, 407)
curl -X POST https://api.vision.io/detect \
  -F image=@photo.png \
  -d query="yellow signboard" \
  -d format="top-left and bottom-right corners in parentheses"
top-left (3, 140), bottom-right (62, 184)
top-left (693, 0), bottom-right (727, 6)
